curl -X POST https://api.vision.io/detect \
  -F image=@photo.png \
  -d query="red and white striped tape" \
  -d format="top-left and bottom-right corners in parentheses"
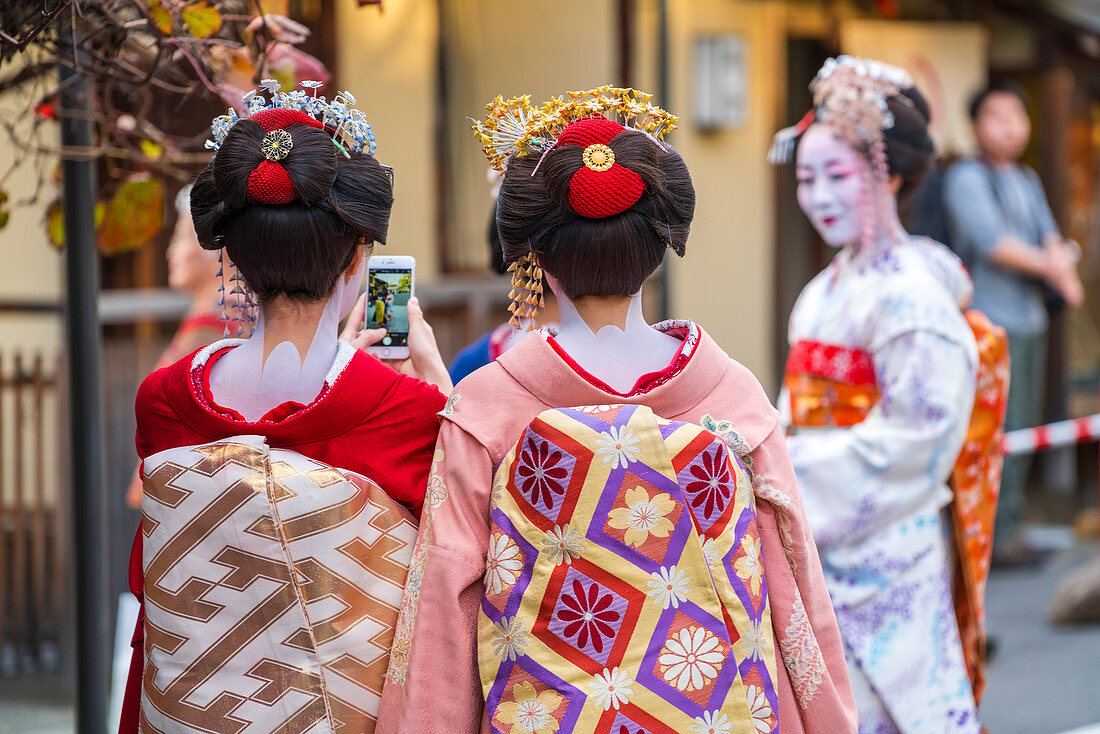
top-left (1002, 414), bottom-right (1100, 456)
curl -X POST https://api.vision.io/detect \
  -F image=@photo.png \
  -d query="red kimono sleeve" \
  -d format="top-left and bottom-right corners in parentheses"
top-left (118, 526), bottom-right (144, 734)
top-left (339, 370), bottom-right (446, 515)
top-left (119, 369), bottom-right (189, 734)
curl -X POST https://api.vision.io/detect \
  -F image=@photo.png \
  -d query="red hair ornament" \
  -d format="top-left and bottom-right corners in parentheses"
top-left (245, 109), bottom-right (324, 205)
top-left (554, 118), bottom-right (645, 219)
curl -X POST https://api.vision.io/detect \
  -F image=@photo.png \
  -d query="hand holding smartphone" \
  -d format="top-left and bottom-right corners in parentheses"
top-left (364, 255), bottom-right (415, 360)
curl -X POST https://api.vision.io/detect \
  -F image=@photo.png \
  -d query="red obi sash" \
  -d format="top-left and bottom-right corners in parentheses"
top-left (784, 340), bottom-right (879, 428)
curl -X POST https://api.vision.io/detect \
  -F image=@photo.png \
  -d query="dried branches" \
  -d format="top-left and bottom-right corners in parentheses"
top-left (0, 0), bottom-right (329, 247)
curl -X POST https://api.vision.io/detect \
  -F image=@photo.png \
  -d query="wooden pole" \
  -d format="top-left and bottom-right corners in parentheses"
top-left (12, 353), bottom-right (26, 671)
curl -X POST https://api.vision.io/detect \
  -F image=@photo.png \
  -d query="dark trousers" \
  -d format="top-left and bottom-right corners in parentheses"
top-left (994, 330), bottom-right (1047, 548)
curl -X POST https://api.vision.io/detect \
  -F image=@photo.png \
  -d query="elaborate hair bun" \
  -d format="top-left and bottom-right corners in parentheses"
top-left (210, 118), bottom-right (338, 210)
top-left (496, 120), bottom-right (694, 299)
top-left (884, 86), bottom-right (935, 204)
top-left (473, 87), bottom-right (691, 301)
top-left (538, 118), bottom-right (648, 219)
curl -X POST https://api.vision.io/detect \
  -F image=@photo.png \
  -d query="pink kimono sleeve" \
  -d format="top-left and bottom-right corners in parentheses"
top-left (377, 423), bottom-right (493, 734)
top-left (750, 425), bottom-right (859, 734)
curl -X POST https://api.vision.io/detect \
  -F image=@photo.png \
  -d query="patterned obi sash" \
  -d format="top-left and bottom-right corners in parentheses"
top-left (784, 340), bottom-right (879, 428)
top-left (479, 404), bottom-right (778, 734)
top-left (949, 311), bottom-right (1009, 704)
top-left (141, 436), bottom-right (417, 734)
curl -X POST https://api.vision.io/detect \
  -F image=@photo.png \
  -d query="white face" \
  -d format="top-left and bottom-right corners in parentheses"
top-left (795, 124), bottom-right (868, 249)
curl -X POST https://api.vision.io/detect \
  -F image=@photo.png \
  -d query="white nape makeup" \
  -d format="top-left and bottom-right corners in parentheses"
top-left (794, 123), bottom-right (870, 250)
top-left (207, 253), bottom-right (365, 422)
top-left (547, 274), bottom-right (681, 395)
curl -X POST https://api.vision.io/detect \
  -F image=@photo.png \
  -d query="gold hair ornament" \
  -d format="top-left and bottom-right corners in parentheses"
top-left (472, 85), bottom-right (678, 172)
top-left (582, 143), bottom-right (615, 172)
top-left (506, 252), bottom-right (545, 330)
top-left (260, 129), bottom-right (293, 161)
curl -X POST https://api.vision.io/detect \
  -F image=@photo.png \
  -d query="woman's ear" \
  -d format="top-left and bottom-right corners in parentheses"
top-left (343, 242), bottom-right (367, 282)
top-left (887, 173), bottom-right (904, 196)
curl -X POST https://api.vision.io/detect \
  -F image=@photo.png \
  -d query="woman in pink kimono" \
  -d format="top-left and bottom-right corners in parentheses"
top-left (378, 88), bottom-right (856, 734)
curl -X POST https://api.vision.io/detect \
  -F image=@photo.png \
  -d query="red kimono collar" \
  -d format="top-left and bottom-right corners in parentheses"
top-left (544, 320), bottom-right (701, 398)
top-left (499, 320), bottom-right (718, 410)
top-left (159, 340), bottom-right (395, 445)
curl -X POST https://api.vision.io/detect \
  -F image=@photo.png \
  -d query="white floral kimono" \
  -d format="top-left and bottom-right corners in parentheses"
top-left (780, 239), bottom-right (981, 734)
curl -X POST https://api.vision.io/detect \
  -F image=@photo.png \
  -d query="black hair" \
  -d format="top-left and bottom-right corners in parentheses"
top-left (495, 130), bottom-right (694, 299)
top-left (487, 201), bottom-right (506, 275)
top-left (968, 78), bottom-right (1029, 121)
top-left (883, 86), bottom-right (936, 206)
top-left (190, 119), bottom-right (394, 303)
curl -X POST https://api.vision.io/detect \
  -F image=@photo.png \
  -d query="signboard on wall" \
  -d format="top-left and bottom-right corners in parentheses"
top-left (841, 20), bottom-right (988, 156)
top-left (694, 35), bottom-right (748, 130)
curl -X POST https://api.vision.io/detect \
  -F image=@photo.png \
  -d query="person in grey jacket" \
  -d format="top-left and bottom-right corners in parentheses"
top-left (944, 79), bottom-right (1083, 564)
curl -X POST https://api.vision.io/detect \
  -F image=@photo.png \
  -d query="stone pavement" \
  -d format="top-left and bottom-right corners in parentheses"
top-left (982, 542), bottom-right (1100, 734)
top-left (0, 676), bottom-right (73, 734)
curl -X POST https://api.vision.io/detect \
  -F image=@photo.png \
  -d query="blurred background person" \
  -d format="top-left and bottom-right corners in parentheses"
top-left (123, 185), bottom-right (244, 508)
top-left (944, 79), bottom-right (1085, 566)
top-left (160, 185), bottom-right (248, 366)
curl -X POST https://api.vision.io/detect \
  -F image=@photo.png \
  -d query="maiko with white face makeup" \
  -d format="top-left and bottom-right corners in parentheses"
top-left (794, 123), bottom-right (869, 249)
top-left (771, 56), bottom-right (1007, 734)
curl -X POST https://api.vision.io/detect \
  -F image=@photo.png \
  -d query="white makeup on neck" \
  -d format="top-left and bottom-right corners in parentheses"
top-left (208, 254), bottom-right (365, 422)
top-left (548, 276), bottom-right (681, 394)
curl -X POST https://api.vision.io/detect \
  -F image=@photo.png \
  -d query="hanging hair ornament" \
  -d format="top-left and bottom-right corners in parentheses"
top-left (212, 254), bottom-right (258, 339)
top-left (217, 249), bottom-right (228, 337)
top-left (472, 85), bottom-right (678, 173)
top-left (506, 250), bottom-right (544, 331)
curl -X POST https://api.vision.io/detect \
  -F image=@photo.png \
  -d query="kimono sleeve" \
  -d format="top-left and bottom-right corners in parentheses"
top-left (370, 372), bottom-right (448, 512)
top-left (785, 329), bottom-right (976, 549)
top-left (118, 525), bottom-right (143, 734)
top-left (750, 425), bottom-right (859, 734)
top-left (377, 422), bottom-right (494, 734)
top-left (120, 368), bottom-right (191, 734)
top-left (119, 372), bottom-right (169, 734)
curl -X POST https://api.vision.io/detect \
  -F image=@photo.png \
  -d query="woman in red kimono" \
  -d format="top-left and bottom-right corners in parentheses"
top-left (118, 85), bottom-right (451, 733)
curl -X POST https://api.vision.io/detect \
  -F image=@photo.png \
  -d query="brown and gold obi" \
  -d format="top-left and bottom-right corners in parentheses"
top-left (784, 339), bottom-right (879, 429)
top-left (141, 436), bottom-right (418, 734)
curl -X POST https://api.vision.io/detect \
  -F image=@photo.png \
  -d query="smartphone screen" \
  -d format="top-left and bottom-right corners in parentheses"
top-left (366, 267), bottom-right (413, 347)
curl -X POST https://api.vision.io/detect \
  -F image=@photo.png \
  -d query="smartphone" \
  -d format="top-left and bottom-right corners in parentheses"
top-left (365, 255), bottom-right (415, 359)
